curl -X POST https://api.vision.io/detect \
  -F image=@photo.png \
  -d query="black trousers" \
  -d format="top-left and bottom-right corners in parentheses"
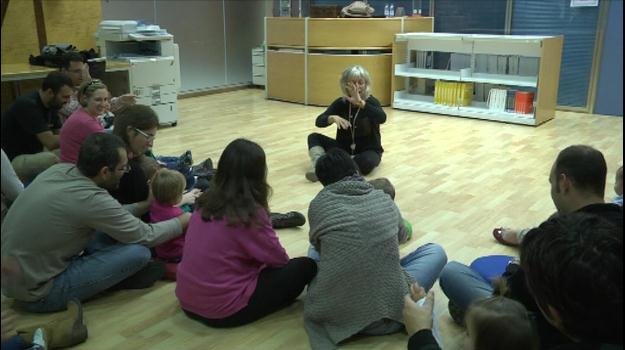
top-left (183, 257), bottom-right (317, 328)
top-left (307, 132), bottom-right (381, 175)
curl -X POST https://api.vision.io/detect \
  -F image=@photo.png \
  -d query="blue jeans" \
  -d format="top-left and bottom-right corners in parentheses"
top-left (18, 234), bottom-right (151, 313)
top-left (1, 335), bottom-right (29, 350)
top-left (400, 243), bottom-right (448, 291)
top-left (439, 261), bottom-right (494, 311)
top-left (157, 156), bottom-right (194, 190)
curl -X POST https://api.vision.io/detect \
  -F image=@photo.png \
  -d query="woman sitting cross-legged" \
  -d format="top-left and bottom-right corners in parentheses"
top-left (306, 65), bottom-right (386, 181)
top-left (175, 138), bottom-right (317, 327)
top-left (304, 148), bottom-right (447, 349)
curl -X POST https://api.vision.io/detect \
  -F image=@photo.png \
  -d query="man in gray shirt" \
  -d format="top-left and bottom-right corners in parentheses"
top-left (1, 133), bottom-right (191, 313)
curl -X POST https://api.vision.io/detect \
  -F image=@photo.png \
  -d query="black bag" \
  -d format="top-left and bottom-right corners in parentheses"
top-left (29, 45), bottom-right (100, 68)
top-left (29, 44), bottom-right (77, 68)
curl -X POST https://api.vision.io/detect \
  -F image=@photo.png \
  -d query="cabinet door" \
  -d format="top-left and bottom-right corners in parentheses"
top-left (266, 50), bottom-right (304, 103)
top-left (129, 57), bottom-right (177, 88)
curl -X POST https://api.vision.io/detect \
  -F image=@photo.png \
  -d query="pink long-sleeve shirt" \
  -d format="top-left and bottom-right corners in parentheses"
top-left (175, 209), bottom-right (289, 319)
top-left (150, 201), bottom-right (185, 260)
top-left (59, 108), bottom-right (104, 163)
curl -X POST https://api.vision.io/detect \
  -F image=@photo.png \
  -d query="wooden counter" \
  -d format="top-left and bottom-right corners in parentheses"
top-left (1, 61), bottom-right (130, 82)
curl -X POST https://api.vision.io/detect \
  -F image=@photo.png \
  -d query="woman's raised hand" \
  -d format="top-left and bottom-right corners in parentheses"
top-left (345, 81), bottom-right (364, 106)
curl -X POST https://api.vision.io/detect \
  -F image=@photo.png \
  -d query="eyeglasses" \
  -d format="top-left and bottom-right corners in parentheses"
top-left (134, 128), bottom-right (155, 141)
top-left (87, 79), bottom-right (102, 87)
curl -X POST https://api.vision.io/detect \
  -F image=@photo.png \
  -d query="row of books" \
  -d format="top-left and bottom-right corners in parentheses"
top-left (433, 80), bottom-right (473, 107)
top-left (487, 88), bottom-right (535, 114)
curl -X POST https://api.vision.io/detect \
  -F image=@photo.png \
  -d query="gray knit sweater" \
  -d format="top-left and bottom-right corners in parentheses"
top-left (304, 179), bottom-right (413, 349)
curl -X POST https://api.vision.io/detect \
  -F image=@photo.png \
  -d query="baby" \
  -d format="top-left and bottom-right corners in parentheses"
top-left (149, 168), bottom-right (188, 280)
top-left (369, 177), bottom-right (413, 243)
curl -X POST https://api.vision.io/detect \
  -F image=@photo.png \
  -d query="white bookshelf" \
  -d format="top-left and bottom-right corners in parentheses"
top-left (391, 33), bottom-right (563, 126)
top-left (394, 63), bottom-right (538, 87)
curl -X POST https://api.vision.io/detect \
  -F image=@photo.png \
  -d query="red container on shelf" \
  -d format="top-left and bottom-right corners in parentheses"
top-left (515, 91), bottom-right (534, 114)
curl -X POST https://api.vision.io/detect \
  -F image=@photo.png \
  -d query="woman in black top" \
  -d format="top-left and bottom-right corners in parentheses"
top-left (109, 105), bottom-right (159, 206)
top-left (306, 65), bottom-right (386, 181)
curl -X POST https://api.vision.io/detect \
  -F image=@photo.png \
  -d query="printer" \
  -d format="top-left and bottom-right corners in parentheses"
top-left (96, 20), bottom-right (181, 126)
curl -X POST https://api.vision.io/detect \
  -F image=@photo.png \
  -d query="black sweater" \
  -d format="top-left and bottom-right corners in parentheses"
top-left (315, 96), bottom-right (386, 154)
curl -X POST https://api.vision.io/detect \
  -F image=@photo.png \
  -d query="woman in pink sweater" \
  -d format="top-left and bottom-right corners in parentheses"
top-left (59, 79), bottom-right (109, 163)
top-left (176, 138), bottom-right (317, 327)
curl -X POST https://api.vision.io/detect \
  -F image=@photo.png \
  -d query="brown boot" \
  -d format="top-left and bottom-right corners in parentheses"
top-left (305, 146), bottom-right (325, 182)
top-left (18, 299), bottom-right (88, 349)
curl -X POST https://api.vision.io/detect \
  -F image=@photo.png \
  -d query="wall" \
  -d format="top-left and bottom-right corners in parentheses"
top-left (309, 0), bottom-right (429, 16)
top-left (593, 0), bottom-right (622, 116)
top-left (1, 0), bottom-right (101, 65)
top-left (101, 0), bottom-right (268, 94)
top-left (511, 0), bottom-right (600, 109)
top-left (433, 0), bottom-right (506, 34)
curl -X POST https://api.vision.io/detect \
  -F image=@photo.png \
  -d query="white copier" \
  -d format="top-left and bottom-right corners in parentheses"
top-left (96, 20), bottom-right (181, 126)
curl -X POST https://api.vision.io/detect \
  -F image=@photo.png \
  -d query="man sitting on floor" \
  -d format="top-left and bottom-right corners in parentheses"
top-left (1, 72), bottom-right (73, 181)
top-left (1, 133), bottom-right (191, 313)
top-left (439, 145), bottom-right (622, 347)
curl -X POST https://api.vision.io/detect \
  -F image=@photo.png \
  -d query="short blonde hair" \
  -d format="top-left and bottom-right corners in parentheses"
top-left (151, 168), bottom-right (186, 206)
top-left (339, 65), bottom-right (372, 100)
top-left (77, 79), bottom-right (108, 107)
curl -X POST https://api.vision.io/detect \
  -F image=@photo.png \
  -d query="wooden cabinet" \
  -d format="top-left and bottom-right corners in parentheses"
top-left (265, 17), bottom-right (433, 106)
top-left (392, 33), bottom-right (563, 125)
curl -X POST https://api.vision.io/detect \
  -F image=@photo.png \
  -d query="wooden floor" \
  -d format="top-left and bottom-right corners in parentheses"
top-left (4, 89), bottom-right (623, 349)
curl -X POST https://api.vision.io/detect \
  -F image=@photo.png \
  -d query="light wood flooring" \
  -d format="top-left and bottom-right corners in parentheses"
top-left (4, 88), bottom-right (623, 349)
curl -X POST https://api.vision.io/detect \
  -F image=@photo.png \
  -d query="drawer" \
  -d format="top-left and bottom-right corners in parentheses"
top-left (252, 54), bottom-right (265, 65)
top-left (252, 66), bottom-right (265, 76)
top-left (252, 75), bottom-right (266, 85)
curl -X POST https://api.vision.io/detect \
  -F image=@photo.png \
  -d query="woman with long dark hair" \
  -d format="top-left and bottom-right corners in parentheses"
top-left (176, 138), bottom-right (317, 327)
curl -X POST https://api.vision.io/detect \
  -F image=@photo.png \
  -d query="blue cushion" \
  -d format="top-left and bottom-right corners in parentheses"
top-left (470, 255), bottom-right (515, 283)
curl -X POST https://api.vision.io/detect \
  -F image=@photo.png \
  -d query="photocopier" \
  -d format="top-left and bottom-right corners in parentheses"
top-left (96, 20), bottom-right (181, 126)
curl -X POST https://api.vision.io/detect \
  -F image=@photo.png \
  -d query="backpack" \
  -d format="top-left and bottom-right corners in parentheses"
top-left (28, 44), bottom-right (99, 68)
top-left (340, 1), bottom-right (375, 18)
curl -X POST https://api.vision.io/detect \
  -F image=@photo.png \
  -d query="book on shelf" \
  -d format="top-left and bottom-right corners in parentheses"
top-left (506, 89), bottom-right (517, 112)
top-left (486, 87), bottom-right (535, 115)
top-left (434, 80), bottom-right (473, 107)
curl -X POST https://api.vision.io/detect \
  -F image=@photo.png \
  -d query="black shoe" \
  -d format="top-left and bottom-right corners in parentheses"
top-left (193, 177), bottom-right (211, 192)
top-left (178, 150), bottom-right (193, 169)
top-left (271, 211), bottom-right (306, 229)
top-left (115, 260), bottom-right (166, 290)
top-left (448, 300), bottom-right (465, 326)
top-left (192, 158), bottom-right (214, 177)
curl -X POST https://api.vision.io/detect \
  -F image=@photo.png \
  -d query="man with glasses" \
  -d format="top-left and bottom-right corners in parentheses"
top-left (1, 133), bottom-right (191, 313)
top-left (58, 52), bottom-right (135, 124)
